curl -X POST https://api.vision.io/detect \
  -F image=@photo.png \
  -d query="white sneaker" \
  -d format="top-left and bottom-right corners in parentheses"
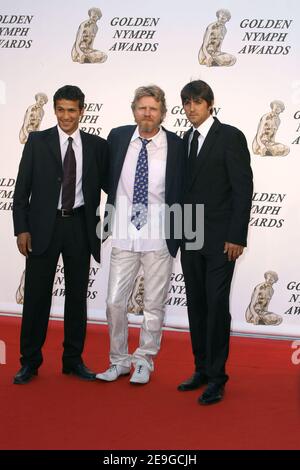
top-left (96, 364), bottom-right (130, 382)
top-left (130, 362), bottom-right (151, 384)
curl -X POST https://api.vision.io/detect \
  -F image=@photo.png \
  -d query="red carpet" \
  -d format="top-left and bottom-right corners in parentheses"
top-left (0, 315), bottom-right (299, 450)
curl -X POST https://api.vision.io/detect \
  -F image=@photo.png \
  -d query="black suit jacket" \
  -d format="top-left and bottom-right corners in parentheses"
top-left (183, 117), bottom-right (253, 252)
top-left (104, 125), bottom-right (185, 257)
top-left (13, 126), bottom-right (109, 262)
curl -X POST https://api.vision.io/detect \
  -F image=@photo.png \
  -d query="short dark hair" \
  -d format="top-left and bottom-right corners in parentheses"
top-left (53, 85), bottom-right (85, 110)
top-left (181, 80), bottom-right (214, 113)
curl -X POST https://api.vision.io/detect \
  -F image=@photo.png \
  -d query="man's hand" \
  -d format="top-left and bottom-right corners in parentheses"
top-left (17, 232), bottom-right (32, 258)
top-left (224, 242), bottom-right (244, 262)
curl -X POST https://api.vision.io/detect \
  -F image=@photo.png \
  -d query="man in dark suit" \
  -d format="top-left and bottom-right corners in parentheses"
top-left (178, 80), bottom-right (253, 404)
top-left (13, 85), bottom-right (108, 384)
top-left (97, 85), bottom-right (184, 385)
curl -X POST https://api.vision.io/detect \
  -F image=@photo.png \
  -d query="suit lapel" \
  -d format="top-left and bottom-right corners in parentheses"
top-left (165, 130), bottom-right (172, 200)
top-left (45, 126), bottom-right (63, 173)
top-left (183, 128), bottom-right (193, 164)
top-left (164, 127), bottom-right (179, 200)
top-left (188, 118), bottom-right (220, 190)
top-left (80, 131), bottom-right (92, 180)
top-left (114, 128), bottom-right (135, 188)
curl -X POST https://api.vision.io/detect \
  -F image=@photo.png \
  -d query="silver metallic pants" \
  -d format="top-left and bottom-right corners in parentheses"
top-left (106, 247), bottom-right (173, 370)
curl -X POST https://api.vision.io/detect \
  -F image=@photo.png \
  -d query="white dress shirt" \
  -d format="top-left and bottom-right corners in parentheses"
top-left (188, 114), bottom-right (215, 156)
top-left (112, 126), bottom-right (168, 252)
top-left (57, 125), bottom-right (84, 209)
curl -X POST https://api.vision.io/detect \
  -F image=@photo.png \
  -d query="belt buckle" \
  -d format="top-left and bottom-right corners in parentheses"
top-left (61, 209), bottom-right (71, 217)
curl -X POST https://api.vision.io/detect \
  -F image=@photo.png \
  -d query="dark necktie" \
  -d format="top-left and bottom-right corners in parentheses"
top-left (131, 137), bottom-right (150, 230)
top-left (62, 136), bottom-right (76, 211)
top-left (188, 129), bottom-right (200, 173)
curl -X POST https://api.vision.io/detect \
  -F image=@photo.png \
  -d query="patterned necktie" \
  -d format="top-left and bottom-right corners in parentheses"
top-left (188, 129), bottom-right (200, 173)
top-left (62, 136), bottom-right (76, 211)
top-left (131, 137), bottom-right (150, 230)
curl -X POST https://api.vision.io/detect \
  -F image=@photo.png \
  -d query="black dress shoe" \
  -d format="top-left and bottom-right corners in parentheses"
top-left (177, 372), bottom-right (208, 391)
top-left (62, 363), bottom-right (96, 381)
top-left (13, 365), bottom-right (38, 385)
top-left (198, 382), bottom-right (225, 405)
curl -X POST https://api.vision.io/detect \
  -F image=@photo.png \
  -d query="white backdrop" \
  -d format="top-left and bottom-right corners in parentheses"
top-left (1, 0), bottom-right (300, 338)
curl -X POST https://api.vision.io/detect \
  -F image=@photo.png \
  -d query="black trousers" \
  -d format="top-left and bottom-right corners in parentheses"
top-left (181, 248), bottom-right (235, 385)
top-left (20, 210), bottom-right (91, 369)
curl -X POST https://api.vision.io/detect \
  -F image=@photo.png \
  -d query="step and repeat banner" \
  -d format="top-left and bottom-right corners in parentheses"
top-left (1, 0), bottom-right (300, 337)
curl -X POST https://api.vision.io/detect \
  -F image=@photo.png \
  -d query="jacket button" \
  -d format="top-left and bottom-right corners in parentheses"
top-left (57, 177), bottom-right (62, 182)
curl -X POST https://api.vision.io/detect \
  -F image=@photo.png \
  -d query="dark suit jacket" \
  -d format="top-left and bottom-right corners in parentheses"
top-left (183, 117), bottom-right (253, 252)
top-left (13, 126), bottom-right (109, 262)
top-left (104, 125), bottom-right (185, 258)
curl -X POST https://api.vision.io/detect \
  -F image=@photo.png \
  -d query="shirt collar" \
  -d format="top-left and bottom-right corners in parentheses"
top-left (131, 125), bottom-right (164, 147)
top-left (57, 125), bottom-right (81, 147)
top-left (193, 115), bottom-right (214, 139)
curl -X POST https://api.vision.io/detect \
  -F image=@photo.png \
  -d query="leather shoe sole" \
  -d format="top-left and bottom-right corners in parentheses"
top-left (177, 374), bottom-right (208, 391)
top-left (198, 395), bottom-right (224, 405)
top-left (62, 365), bottom-right (96, 381)
top-left (13, 369), bottom-right (38, 385)
top-left (198, 385), bottom-right (224, 405)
